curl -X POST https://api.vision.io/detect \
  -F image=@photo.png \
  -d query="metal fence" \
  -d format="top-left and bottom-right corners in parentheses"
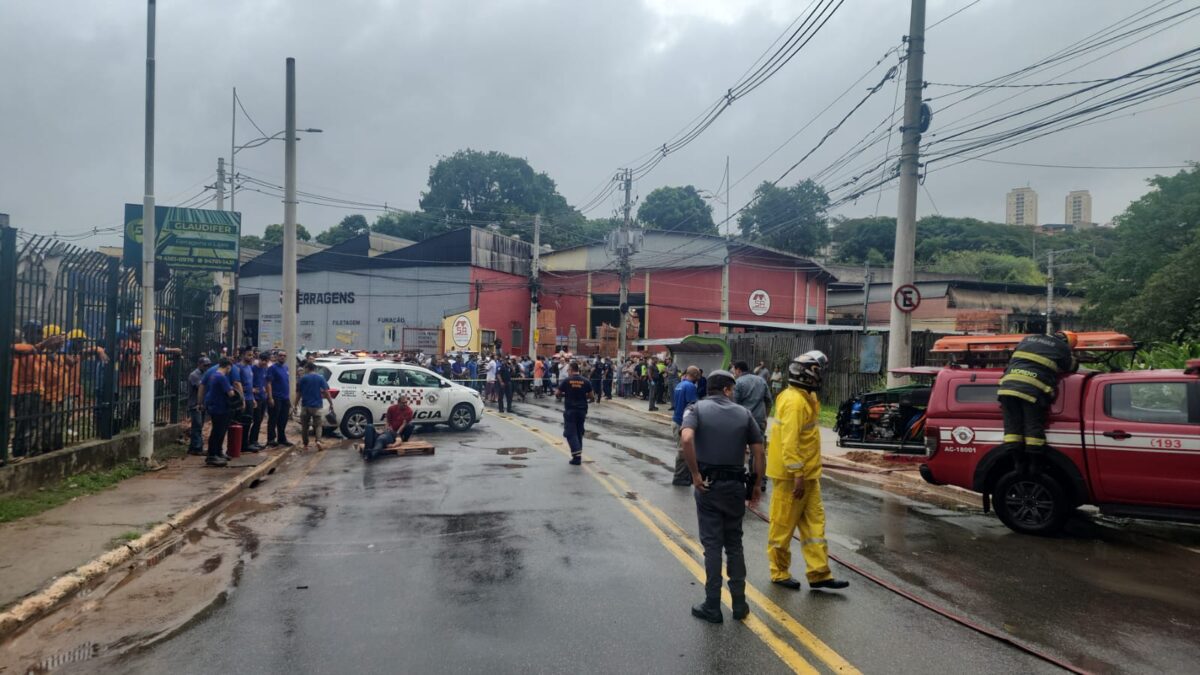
top-left (0, 227), bottom-right (224, 464)
top-left (725, 330), bottom-right (946, 406)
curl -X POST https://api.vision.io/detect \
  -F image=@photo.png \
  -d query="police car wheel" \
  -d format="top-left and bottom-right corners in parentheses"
top-left (993, 470), bottom-right (1069, 536)
top-left (339, 408), bottom-right (373, 440)
top-left (448, 404), bottom-right (475, 432)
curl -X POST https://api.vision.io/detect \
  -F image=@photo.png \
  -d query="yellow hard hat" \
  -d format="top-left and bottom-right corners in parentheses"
top-left (42, 324), bottom-right (64, 339)
top-left (67, 329), bottom-right (88, 340)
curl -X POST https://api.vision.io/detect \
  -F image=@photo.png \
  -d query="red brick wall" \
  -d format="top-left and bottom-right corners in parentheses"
top-left (472, 267), bottom-right (532, 355)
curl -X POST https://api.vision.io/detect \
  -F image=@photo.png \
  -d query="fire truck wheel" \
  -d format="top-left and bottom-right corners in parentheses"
top-left (994, 470), bottom-right (1070, 536)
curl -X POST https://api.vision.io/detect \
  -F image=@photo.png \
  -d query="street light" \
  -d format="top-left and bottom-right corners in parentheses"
top-left (229, 127), bottom-right (322, 211)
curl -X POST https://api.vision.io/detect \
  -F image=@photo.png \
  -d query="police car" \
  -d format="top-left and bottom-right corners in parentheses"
top-left (313, 358), bottom-right (483, 438)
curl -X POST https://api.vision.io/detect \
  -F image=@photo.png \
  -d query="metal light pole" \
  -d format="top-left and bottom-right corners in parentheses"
top-left (527, 214), bottom-right (540, 358)
top-left (886, 0), bottom-right (926, 387)
top-left (139, 0), bottom-right (158, 467)
top-left (282, 58), bottom-right (298, 382)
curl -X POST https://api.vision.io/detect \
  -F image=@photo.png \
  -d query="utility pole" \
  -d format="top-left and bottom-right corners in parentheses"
top-left (282, 58), bottom-right (298, 376)
top-left (527, 214), bottom-right (541, 357)
top-left (138, 0), bottom-right (158, 468)
top-left (862, 260), bottom-right (873, 331)
top-left (216, 157), bottom-right (225, 210)
top-left (885, 0), bottom-right (926, 387)
top-left (229, 87), bottom-right (237, 214)
top-left (1045, 249), bottom-right (1055, 335)
top-left (725, 155), bottom-right (731, 236)
top-left (617, 168), bottom-right (633, 360)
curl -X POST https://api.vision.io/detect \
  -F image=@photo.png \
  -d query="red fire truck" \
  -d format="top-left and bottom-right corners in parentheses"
top-left (917, 332), bottom-right (1200, 535)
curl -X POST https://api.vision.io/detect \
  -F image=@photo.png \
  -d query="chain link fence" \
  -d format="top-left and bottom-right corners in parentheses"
top-left (0, 226), bottom-right (225, 464)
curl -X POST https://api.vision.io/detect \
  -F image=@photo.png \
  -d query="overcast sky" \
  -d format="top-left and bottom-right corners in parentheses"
top-left (2, 0), bottom-right (1197, 246)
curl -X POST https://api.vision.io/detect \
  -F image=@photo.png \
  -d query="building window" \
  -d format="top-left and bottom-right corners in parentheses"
top-left (511, 326), bottom-right (522, 350)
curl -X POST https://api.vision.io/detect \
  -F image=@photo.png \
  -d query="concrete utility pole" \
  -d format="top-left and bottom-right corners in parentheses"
top-left (527, 214), bottom-right (541, 357)
top-left (862, 260), bottom-right (873, 331)
top-left (1045, 249), bottom-right (1055, 335)
top-left (139, 0), bottom-right (158, 467)
top-left (283, 58), bottom-right (298, 377)
top-left (230, 87), bottom-right (237, 214)
top-left (216, 157), bottom-right (225, 210)
top-left (617, 168), bottom-right (633, 359)
top-left (886, 0), bottom-right (926, 388)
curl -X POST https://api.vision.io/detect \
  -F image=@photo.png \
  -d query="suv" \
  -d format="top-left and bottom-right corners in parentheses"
top-left (917, 334), bottom-right (1200, 535)
top-left (314, 358), bottom-right (483, 438)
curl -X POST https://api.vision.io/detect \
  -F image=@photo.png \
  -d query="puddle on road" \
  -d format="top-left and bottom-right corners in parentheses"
top-left (496, 447), bottom-right (534, 455)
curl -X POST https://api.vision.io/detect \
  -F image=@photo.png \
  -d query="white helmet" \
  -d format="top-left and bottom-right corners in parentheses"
top-left (788, 350), bottom-right (827, 390)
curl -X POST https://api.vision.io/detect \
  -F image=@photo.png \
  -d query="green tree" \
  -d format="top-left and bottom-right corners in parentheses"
top-left (1087, 164), bottom-right (1200, 333)
top-left (419, 149), bottom-right (576, 225)
top-left (372, 211), bottom-right (452, 242)
top-left (240, 234), bottom-right (266, 251)
top-left (315, 214), bottom-right (369, 246)
top-left (929, 250), bottom-right (1046, 285)
top-left (737, 180), bottom-right (829, 255)
top-left (637, 185), bottom-right (716, 235)
top-left (262, 223), bottom-right (312, 245)
top-left (831, 216), bottom-right (896, 262)
top-left (1116, 230), bottom-right (1200, 342)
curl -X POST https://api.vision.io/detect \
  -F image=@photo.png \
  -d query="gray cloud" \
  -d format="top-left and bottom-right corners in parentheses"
top-left (1, 0), bottom-right (1197, 246)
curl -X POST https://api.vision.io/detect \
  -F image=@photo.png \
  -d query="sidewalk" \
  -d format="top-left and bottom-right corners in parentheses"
top-left (603, 394), bottom-right (980, 508)
top-left (0, 446), bottom-right (294, 613)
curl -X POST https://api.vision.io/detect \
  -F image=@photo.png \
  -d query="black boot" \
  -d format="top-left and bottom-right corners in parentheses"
top-left (810, 578), bottom-right (849, 590)
top-left (691, 600), bottom-right (723, 623)
top-left (731, 597), bottom-right (750, 621)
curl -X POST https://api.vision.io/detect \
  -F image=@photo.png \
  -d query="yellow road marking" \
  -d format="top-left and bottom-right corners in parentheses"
top-left (603, 474), bottom-right (859, 675)
top-left (493, 413), bottom-right (858, 674)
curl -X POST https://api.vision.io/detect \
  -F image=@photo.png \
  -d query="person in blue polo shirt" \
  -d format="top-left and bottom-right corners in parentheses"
top-left (672, 366), bottom-right (701, 486)
top-left (265, 351), bottom-right (292, 447)
top-left (204, 358), bottom-right (238, 467)
top-left (296, 362), bottom-right (334, 451)
top-left (248, 351), bottom-right (270, 451)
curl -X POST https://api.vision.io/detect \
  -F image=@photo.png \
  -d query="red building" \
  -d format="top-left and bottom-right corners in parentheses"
top-left (539, 231), bottom-right (834, 342)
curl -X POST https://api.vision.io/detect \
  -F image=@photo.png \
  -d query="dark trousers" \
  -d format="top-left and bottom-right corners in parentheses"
top-left (563, 407), bottom-right (586, 458)
top-left (695, 480), bottom-right (747, 603)
top-left (208, 411), bottom-right (230, 458)
top-left (603, 379), bottom-right (612, 399)
top-left (498, 382), bottom-right (513, 413)
top-left (248, 400), bottom-right (266, 447)
top-left (271, 398), bottom-right (291, 444)
top-left (12, 393), bottom-right (42, 457)
top-left (648, 381), bottom-right (660, 410)
top-left (590, 378), bottom-right (602, 401)
top-left (1001, 396), bottom-right (1047, 449)
top-left (189, 407), bottom-right (205, 451)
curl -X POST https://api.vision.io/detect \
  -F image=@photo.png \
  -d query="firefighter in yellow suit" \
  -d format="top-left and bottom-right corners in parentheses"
top-left (765, 351), bottom-right (849, 591)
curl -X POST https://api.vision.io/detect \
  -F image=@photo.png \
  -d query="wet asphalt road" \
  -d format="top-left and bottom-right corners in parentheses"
top-left (110, 395), bottom-right (1200, 674)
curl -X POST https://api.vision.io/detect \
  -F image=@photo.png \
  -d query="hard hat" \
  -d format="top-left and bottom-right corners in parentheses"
top-left (1054, 330), bottom-right (1078, 349)
top-left (788, 350), bottom-right (827, 390)
top-left (42, 324), bottom-right (64, 339)
top-left (67, 329), bottom-right (88, 340)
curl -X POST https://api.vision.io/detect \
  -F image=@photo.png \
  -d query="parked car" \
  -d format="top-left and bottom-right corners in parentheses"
top-left (917, 333), bottom-right (1200, 535)
top-left (313, 358), bottom-right (484, 438)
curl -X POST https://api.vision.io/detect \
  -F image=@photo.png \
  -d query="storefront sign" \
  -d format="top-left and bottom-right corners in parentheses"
top-left (749, 289), bottom-right (771, 316)
top-left (123, 204), bottom-right (240, 273)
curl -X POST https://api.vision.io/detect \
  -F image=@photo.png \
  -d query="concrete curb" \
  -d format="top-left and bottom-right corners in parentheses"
top-left (0, 445), bottom-right (298, 641)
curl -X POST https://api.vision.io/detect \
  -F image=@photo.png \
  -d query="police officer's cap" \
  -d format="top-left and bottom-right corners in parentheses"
top-left (707, 369), bottom-right (736, 392)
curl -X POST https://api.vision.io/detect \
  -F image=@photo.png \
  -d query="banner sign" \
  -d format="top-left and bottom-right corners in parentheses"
top-left (441, 310), bottom-right (480, 352)
top-left (123, 204), bottom-right (241, 273)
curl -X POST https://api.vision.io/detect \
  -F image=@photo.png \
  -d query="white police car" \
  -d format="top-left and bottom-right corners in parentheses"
top-left (314, 358), bottom-right (483, 438)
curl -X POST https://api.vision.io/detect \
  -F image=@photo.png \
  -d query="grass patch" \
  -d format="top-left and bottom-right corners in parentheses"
top-left (0, 462), bottom-right (145, 524)
top-left (818, 406), bottom-right (838, 429)
top-left (108, 529), bottom-right (146, 549)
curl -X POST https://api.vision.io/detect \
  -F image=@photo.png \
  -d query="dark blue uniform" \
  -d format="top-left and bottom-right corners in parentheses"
top-left (557, 375), bottom-right (593, 465)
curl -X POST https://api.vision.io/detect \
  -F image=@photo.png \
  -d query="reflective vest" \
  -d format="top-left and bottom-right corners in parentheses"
top-left (998, 334), bottom-right (1076, 405)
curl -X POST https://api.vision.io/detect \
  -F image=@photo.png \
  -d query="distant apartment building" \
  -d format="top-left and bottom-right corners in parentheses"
top-left (1064, 190), bottom-right (1093, 227)
top-left (1005, 187), bottom-right (1038, 227)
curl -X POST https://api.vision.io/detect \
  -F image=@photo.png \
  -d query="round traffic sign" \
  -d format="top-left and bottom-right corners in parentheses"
top-left (894, 284), bottom-right (921, 313)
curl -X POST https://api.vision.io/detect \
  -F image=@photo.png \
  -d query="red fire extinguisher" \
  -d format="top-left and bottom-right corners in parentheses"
top-left (227, 423), bottom-right (243, 458)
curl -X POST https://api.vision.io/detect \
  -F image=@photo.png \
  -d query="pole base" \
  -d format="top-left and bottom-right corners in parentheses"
top-left (139, 456), bottom-right (165, 472)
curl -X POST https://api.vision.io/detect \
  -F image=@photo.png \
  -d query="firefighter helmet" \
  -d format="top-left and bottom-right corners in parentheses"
top-left (1054, 330), bottom-right (1078, 349)
top-left (788, 350), bottom-right (827, 390)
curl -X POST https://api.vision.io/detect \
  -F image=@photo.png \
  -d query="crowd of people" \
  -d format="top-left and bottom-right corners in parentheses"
top-left (8, 320), bottom-right (182, 463)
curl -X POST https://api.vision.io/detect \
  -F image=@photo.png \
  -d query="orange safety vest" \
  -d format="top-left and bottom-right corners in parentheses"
top-left (42, 355), bottom-right (68, 404)
top-left (118, 340), bottom-right (140, 388)
top-left (11, 344), bottom-right (45, 396)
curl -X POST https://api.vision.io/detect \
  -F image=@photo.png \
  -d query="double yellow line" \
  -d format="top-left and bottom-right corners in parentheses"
top-left (492, 413), bottom-right (859, 674)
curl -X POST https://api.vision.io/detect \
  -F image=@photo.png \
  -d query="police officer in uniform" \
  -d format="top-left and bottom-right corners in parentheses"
top-left (556, 362), bottom-right (594, 465)
top-left (680, 369), bottom-right (764, 623)
top-left (998, 331), bottom-right (1078, 471)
